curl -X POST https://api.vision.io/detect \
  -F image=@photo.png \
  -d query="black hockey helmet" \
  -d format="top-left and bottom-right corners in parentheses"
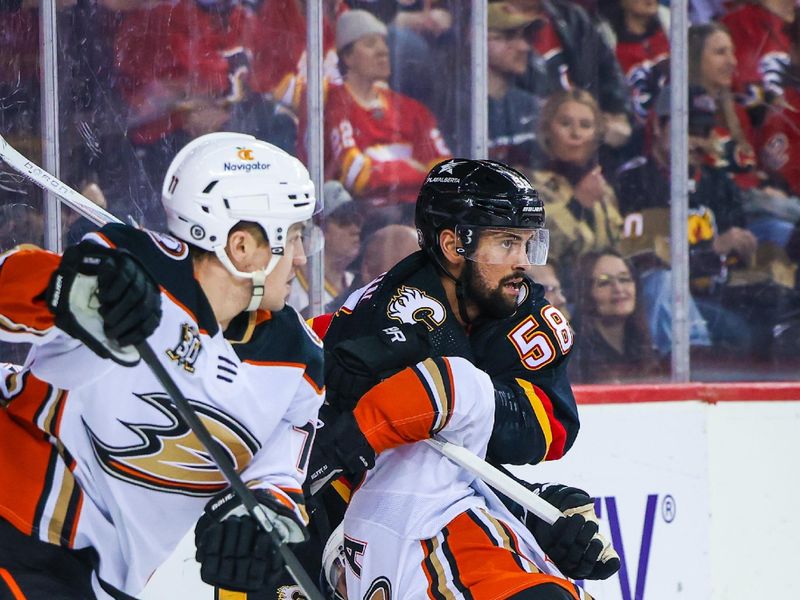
top-left (415, 158), bottom-right (546, 262)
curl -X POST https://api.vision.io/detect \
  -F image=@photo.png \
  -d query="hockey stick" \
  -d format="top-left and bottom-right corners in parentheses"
top-left (137, 342), bottom-right (324, 600)
top-left (0, 134), bottom-right (119, 227)
top-left (424, 438), bottom-right (562, 525)
top-left (0, 133), bottom-right (324, 600)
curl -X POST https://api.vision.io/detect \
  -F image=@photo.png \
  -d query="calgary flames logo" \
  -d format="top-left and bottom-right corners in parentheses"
top-left (386, 286), bottom-right (446, 331)
top-left (85, 393), bottom-right (260, 497)
top-left (237, 147), bottom-right (254, 161)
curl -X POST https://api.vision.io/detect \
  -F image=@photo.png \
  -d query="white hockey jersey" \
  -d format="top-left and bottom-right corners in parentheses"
top-left (0, 225), bottom-right (324, 598)
top-left (341, 356), bottom-right (584, 599)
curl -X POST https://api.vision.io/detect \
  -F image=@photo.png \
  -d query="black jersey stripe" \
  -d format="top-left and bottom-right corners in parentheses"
top-left (493, 516), bottom-right (531, 572)
top-left (429, 356), bottom-right (455, 433)
top-left (441, 525), bottom-right (474, 599)
top-left (421, 537), bottom-right (449, 600)
top-left (31, 446), bottom-right (59, 536)
top-left (411, 363), bottom-right (441, 437)
top-left (60, 472), bottom-right (84, 547)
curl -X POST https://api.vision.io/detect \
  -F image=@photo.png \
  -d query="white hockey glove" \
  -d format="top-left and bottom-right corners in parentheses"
top-left (46, 241), bottom-right (162, 366)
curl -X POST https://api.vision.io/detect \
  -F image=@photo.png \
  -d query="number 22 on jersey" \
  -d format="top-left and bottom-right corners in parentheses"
top-left (507, 306), bottom-right (574, 370)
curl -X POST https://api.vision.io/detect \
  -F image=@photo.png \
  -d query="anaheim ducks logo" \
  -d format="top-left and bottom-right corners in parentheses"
top-left (364, 577), bottom-right (392, 599)
top-left (144, 229), bottom-right (188, 260)
top-left (85, 392), bottom-right (259, 497)
top-left (386, 286), bottom-right (446, 332)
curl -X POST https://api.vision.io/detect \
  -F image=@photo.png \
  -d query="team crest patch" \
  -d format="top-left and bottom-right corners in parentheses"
top-left (386, 286), bottom-right (446, 331)
top-left (145, 229), bottom-right (188, 259)
top-left (166, 323), bottom-right (202, 372)
top-left (84, 392), bottom-right (259, 496)
top-left (277, 585), bottom-right (307, 599)
top-left (364, 577), bottom-right (392, 600)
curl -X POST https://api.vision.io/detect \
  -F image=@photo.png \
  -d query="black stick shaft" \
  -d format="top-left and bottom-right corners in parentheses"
top-left (136, 341), bottom-right (324, 600)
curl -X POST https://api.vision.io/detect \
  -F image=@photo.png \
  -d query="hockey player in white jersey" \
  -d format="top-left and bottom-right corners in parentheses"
top-left (0, 133), bottom-right (324, 598)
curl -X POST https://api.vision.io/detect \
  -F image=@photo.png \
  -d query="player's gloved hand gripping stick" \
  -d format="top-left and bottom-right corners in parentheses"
top-left (0, 133), bottom-right (325, 600)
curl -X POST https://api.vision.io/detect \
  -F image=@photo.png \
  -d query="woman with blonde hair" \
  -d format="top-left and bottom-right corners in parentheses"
top-left (529, 89), bottom-right (623, 290)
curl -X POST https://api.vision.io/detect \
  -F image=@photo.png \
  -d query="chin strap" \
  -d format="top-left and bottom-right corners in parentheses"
top-left (429, 251), bottom-right (472, 325)
top-left (454, 278), bottom-right (472, 325)
top-left (214, 248), bottom-right (282, 312)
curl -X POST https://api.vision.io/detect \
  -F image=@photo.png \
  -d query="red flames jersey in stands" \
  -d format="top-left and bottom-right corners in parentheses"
top-left (721, 3), bottom-right (791, 103)
top-left (615, 26), bottom-right (669, 121)
top-left (0, 227), bottom-right (323, 598)
top-left (758, 85), bottom-right (800, 196)
top-left (324, 83), bottom-right (451, 206)
top-left (114, 0), bottom-right (336, 144)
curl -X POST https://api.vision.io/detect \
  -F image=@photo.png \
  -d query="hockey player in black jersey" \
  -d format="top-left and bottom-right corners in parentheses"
top-left (316, 158), bottom-right (578, 475)
top-left (256, 159), bottom-right (616, 600)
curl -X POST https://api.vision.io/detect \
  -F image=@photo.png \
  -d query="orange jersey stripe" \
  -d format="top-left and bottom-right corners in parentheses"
top-left (0, 246), bottom-right (60, 338)
top-left (0, 568), bottom-right (26, 600)
top-left (353, 359), bottom-right (454, 454)
top-left (0, 372), bottom-right (65, 535)
top-left (421, 510), bottom-right (580, 600)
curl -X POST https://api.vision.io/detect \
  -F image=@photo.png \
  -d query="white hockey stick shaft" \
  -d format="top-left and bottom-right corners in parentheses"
top-left (424, 438), bottom-right (563, 525)
top-left (0, 133), bottom-right (120, 227)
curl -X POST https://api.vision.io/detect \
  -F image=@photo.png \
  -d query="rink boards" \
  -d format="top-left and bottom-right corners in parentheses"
top-left (141, 384), bottom-right (800, 600)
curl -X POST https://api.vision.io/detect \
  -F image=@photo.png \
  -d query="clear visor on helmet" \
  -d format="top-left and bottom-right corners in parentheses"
top-left (278, 220), bottom-right (325, 260)
top-left (455, 225), bottom-right (549, 265)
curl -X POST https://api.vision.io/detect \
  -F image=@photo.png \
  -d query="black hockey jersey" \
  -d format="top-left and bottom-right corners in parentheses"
top-left (323, 251), bottom-right (579, 465)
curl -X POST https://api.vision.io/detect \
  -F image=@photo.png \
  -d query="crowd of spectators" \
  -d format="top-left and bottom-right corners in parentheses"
top-left (4, 0), bottom-right (800, 380)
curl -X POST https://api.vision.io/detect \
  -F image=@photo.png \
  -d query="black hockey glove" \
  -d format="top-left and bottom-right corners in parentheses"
top-left (524, 483), bottom-right (620, 580)
top-left (46, 241), bottom-right (162, 366)
top-left (306, 404), bottom-right (376, 496)
top-left (194, 488), bottom-right (308, 592)
top-left (324, 323), bottom-right (431, 412)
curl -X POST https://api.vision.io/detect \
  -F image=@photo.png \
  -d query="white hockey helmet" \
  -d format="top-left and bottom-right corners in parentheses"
top-left (321, 522), bottom-right (346, 600)
top-left (162, 132), bottom-right (317, 311)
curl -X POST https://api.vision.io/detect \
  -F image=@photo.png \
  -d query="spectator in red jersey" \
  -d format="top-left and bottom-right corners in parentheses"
top-left (601, 0), bottom-right (670, 123)
top-left (689, 21), bottom-right (800, 249)
top-left (721, 0), bottom-right (794, 113)
top-left (113, 0), bottom-right (301, 224)
top-left (268, 0), bottom-right (340, 112)
top-left (324, 9), bottom-right (451, 226)
top-left (758, 13), bottom-right (800, 199)
top-left (347, 1), bottom-right (465, 148)
top-left (486, 3), bottom-right (541, 170)
top-left (688, 22), bottom-right (760, 183)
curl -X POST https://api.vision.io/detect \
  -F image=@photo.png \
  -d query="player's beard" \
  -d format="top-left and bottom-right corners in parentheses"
top-left (461, 261), bottom-right (519, 319)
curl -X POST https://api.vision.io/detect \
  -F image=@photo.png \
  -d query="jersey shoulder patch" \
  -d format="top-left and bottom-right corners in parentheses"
top-left (84, 224), bottom-right (217, 333)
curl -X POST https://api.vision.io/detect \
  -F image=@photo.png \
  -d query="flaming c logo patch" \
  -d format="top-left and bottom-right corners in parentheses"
top-left (237, 147), bottom-right (254, 161)
top-left (84, 393), bottom-right (260, 497)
